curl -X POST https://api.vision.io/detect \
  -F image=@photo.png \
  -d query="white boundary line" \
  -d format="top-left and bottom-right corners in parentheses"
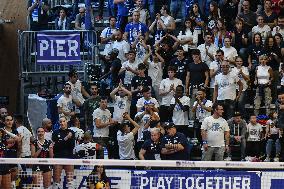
top-left (1, 158), bottom-right (284, 169)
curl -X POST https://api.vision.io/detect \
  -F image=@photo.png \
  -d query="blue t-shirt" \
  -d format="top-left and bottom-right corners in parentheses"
top-left (141, 139), bottom-right (162, 160)
top-left (125, 22), bottom-right (148, 43)
top-left (117, 0), bottom-right (134, 16)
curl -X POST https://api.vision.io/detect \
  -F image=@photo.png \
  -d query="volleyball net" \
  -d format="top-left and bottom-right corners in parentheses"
top-left (1, 158), bottom-right (284, 189)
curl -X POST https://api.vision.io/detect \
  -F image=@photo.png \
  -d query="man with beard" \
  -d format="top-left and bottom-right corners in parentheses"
top-left (112, 30), bottom-right (130, 63)
top-left (57, 83), bottom-right (80, 122)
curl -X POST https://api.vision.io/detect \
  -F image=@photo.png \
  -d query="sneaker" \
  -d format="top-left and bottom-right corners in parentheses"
top-left (274, 157), bottom-right (280, 162)
top-left (264, 157), bottom-right (271, 162)
top-left (224, 157), bottom-right (232, 161)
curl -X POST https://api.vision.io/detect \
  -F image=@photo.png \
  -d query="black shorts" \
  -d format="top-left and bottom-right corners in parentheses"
top-left (6, 150), bottom-right (18, 170)
top-left (32, 165), bottom-right (52, 173)
top-left (0, 164), bottom-right (10, 175)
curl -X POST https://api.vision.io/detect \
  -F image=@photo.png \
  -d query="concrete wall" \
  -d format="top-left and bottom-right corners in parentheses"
top-left (0, 0), bottom-right (27, 113)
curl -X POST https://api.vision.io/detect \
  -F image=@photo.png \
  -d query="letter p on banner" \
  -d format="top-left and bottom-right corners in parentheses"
top-left (36, 32), bottom-right (81, 65)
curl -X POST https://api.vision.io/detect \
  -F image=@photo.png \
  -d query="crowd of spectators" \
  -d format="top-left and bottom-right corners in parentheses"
top-left (2, 0), bottom-right (284, 188)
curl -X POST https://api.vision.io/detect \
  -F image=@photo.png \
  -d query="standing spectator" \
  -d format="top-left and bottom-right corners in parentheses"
top-left (93, 97), bottom-right (118, 158)
top-left (69, 115), bottom-right (84, 145)
top-left (114, 0), bottom-right (133, 31)
top-left (0, 107), bottom-right (8, 128)
top-left (110, 82), bottom-right (132, 123)
top-left (170, 85), bottom-right (190, 136)
top-left (169, 46), bottom-right (190, 84)
top-left (247, 33), bottom-right (263, 71)
top-left (96, 0), bottom-right (105, 22)
top-left (237, 0), bottom-right (257, 31)
top-left (57, 83), bottom-right (80, 122)
top-left (0, 126), bottom-right (11, 189)
top-left (221, 36), bottom-right (238, 67)
top-left (132, 0), bottom-right (150, 25)
top-left (131, 32), bottom-right (149, 63)
top-left (119, 50), bottom-right (139, 87)
top-left (222, 0), bottom-right (239, 31)
top-left (227, 112), bottom-right (247, 161)
top-left (55, 8), bottom-right (72, 30)
top-left (264, 120), bottom-right (281, 162)
top-left (158, 5), bottom-right (176, 32)
top-left (272, 16), bottom-right (284, 37)
top-left (143, 48), bottom-right (164, 102)
top-left (177, 18), bottom-right (199, 53)
top-left (251, 15), bottom-right (271, 43)
top-left (260, 0), bottom-right (278, 28)
top-left (159, 66), bottom-right (182, 122)
top-left (124, 10), bottom-right (149, 44)
top-left (201, 103), bottom-right (230, 161)
top-left (198, 32), bottom-right (218, 67)
top-left (188, 3), bottom-right (205, 44)
top-left (2, 115), bottom-right (21, 188)
top-left (161, 123), bottom-right (190, 160)
top-left (136, 86), bottom-right (159, 113)
top-left (170, 0), bottom-right (186, 23)
top-left (231, 57), bottom-right (250, 116)
top-left (212, 18), bottom-right (228, 49)
top-left (209, 49), bottom-right (224, 99)
top-left (254, 54), bottom-right (274, 115)
top-left (185, 49), bottom-right (209, 112)
top-left (31, 127), bottom-right (53, 189)
top-left (28, 0), bottom-right (50, 31)
top-left (192, 88), bottom-right (213, 141)
top-left (14, 115), bottom-right (33, 160)
top-left (117, 112), bottom-right (140, 160)
top-left (139, 128), bottom-right (162, 160)
top-left (205, 1), bottom-right (221, 32)
top-left (246, 114), bottom-right (263, 158)
top-left (42, 118), bottom-right (53, 141)
top-left (100, 16), bottom-right (117, 56)
top-left (276, 93), bottom-right (284, 129)
top-left (52, 116), bottom-right (75, 188)
top-left (213, 60), bottom-right (243, 120)
top-left (83, 83), bottom-right (101, 131)
top-left (112, 30), bottom-right (130, 63)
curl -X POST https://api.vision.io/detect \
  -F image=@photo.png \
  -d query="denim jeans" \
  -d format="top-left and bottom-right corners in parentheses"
top-left (202, 146), bottom-right (225, 161)
top-left (237, 90), bottom-right (247, 119)
top-left (266, 138), bottom-right (281, 157)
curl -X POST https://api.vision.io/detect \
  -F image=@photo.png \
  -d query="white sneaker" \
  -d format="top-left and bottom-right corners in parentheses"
top-left (224, 157), bottom-right (232, 161)
top-left (264, 157), bottom-right (271, 162)
top-left (11, 181), bottom-right (16, 189)
top-left (274, 157), bottom-right (280, 162)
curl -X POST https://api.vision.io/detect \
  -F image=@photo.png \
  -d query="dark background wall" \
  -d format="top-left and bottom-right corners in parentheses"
top-left (0, 1), bottom-right (27, 113)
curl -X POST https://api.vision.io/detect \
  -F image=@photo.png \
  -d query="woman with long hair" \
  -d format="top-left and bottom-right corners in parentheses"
top-left (88, 165), bottom-right (110, 189)
top-left (247, 33), bottom-right (263, 71)
top-left (188, 3), bottom-right (205, 45)
top-left (213, 18), bottom-right (229, 48)
top-left (206, 1), bottom-right (221, 32)
top-left (31, 127), bottom-right (53, 189)
top-left (177, 18), bottom-right (198, 52)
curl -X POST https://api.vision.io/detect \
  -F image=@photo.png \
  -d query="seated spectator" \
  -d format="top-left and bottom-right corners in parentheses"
top-left (110, 82), bottom-right (132, 123)
top-left (170, 85), bottom-right (190, 136)
top-left (117, 112), bottom-right (140, 160)
top-left (28, 0), bottom-right (50, 31)
top-left (143, 48), bottom-right (164, 102)
top-left (260, 0), bottom-right (278, 28)
top-left (139, 127), bottom-right (162, 160)
top-left (124, 10), bottom-right (149, 44)
top-left (264, 119), bottom-right (281, 162)
top-left (159, 66), bottom-right (182, 122)
top-left (227, 112), bottom-right (247, 161)
top-left (88, 165), bottom-right (110, 189)
top-left (31, 127), bottom-right (53, 189)
top-left (221, 36), bottom-right (238, 67)
top-left (55, 8), bottom-right (72, 30)
top-left (213, 60), bottom-right (243, 120)
top-left (201, 103), bottom-right (230, 161)
top-left (100, 16), bottom-right (117, 56)
top-left (246, 114), bottom-right (264, 158)
top-left (254, 54), bottom-right (273, 115)
top-left (252, 15), bottom-right (271, 43)
top-left (161, 123), bottom-right (190, 160)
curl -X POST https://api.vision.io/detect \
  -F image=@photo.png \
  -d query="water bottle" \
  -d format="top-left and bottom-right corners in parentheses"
top-left (103, 147), bottom-right (109, 159)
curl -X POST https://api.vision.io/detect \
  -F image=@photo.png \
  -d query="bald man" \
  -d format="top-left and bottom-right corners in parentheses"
top-left (42, 118), bottom-right (53, 141)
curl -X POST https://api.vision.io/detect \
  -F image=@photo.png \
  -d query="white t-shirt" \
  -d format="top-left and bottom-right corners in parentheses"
top-left (221, 46), bottom-right (238, 62)
top-left (147, 61), bottom-right (163, 86)
top-left (112, 40), bottom-right (130, 62)
top-left (67, 80), bottom-right (85, 105)
top-left (178, 29), bottom-right (198, 51)
top-left (117, 131), bottom-right (136, 160)
top-left (121, 60), bottom-right (139, 85)
top-left (92, 108), bottom-right (112, 137)
top-left (17, 126), bottom-right (32, 157)
top-left (231, 66), bottom-right (249, 91)
top-left (256, 65), bottom-right (271, 85)
top-left (247, 123), bottom-right (263, 141)
top-left (252, 25), bottom-right (271, 42)
top-left (201, 116), bottom-right (230, 147)
top-left (198, 43), bottom-right (218, 66)
top-left (209, 60), bottom-right (221, 88)
top-left (272, 26), bottom-right (284, 37)
top-left (159, 78), bottom-right (183, 106)
top-left (44, 131), bottom-right (53, 142)
top-left (136, 97), bottom-right (159, 110)
top-left (193, 99), bottom-right (213, 123)
top-left (170, 96), bottom-right (190, 125)
top-left (57, 95), bottom-right (73, 121)
top-left (100, 27), bottom-right (117, 55)
top-left (73, 142), bottom-right (98, 159)
top-left (113, 96), bottom-right (130, 123)
top-left (69, 127), bottom-right (84, 144)
top-left (160, 15), bottom-right (174, 28)
top-left (215, 72), bottom-right (240, 100)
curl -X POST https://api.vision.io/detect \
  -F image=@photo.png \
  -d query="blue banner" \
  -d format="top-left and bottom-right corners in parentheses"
top-left (36, 32), bottom-right (81, 65)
